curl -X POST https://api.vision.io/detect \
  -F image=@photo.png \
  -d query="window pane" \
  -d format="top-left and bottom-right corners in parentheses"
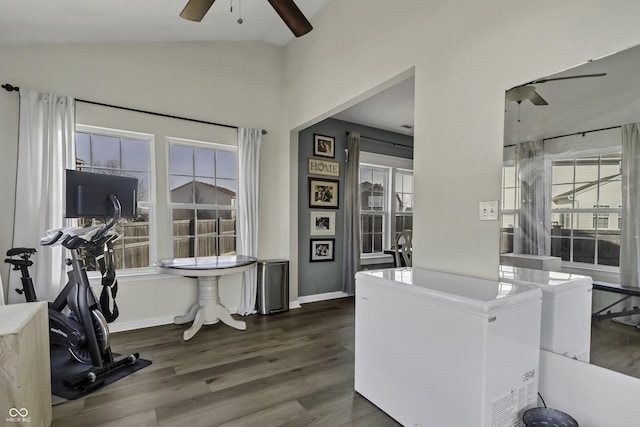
top-left (401, 194), bottom-right (413, 212)
top-left (574, 157), bottom-right (599, 184)
top-left (362, 214), bottom-right (371, 233)
top-left (373, 234), bottom-right (382, 253)
top-left (502, 188), bottom-right (516, 211)
top-left (551, 184), bottom-right (575, 208)
top-left (216, 150), bottom-right (237, 179)
top-left (193, 177), bottom-right (216, 204)
top-left (373, 169), bottom-right (385, 186)
top-left (170, 145), bottom-right (193, 175)
top-left (552, 161), bottom-right (574, 185)
top-left (598, 233), bottom-right (620, 266)
top-left (76, 132), bottom-right (91, 167)
top-left (171, 176), bottom-right (194, 203)
top-left (129, 172), bottom-right (150, 203)
top-left (194, 147), bottom-right (215, 177)
top-left (216, 179), bottom-right (237, 204)
top-left (121, 139), bottom-right (149, 171)
top-left (500, 231), bottom-right (514, 254)
top-left (173, 209), bottom-right (195, 236)
top-left (373, 216), bottom-right (383, 233)
top-left (573, 185), bottom-right (599, 209)
top-left (574, 213), bottom-right (596, 235)
top-left (362, 234), bottom-right (372, 254)
top-left (92, 134), bottom-right (120, 169)
top-left (550, 237), bottom-right (571, 261)
top-left (572, 238), bottom-right (595, 264)
top-left (501, 214), bottom-right (516, 229)
top-left (113, 237), bottom-right (150, 269)
top-left (599, 178), bottom-right (621, 209)
top-left (197, 236), bottom-right (217, 257)
top-left (503, 165), bottom-right (516, 187)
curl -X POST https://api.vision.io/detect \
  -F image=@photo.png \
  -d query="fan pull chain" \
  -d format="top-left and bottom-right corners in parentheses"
top-left (229, 0), bottom-right (242, 24)
top-left (517, 101), bottom-right (522, 123)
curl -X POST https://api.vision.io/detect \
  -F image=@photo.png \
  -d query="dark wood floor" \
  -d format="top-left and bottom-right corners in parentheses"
top-left (51, 297), bottom-right (401, 427)
top-left (591, 318), bottom-right (640, 378)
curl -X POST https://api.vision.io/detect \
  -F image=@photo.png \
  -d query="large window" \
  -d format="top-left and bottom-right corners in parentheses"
top-left (169, 139), bottom-right (237, 258)
top-left (501, 150), bottom-right (622, 268)
top-left (551, 152), bottom-right (621, 266)
top-left (394, 170), bottom-right (414, 242)
top-left (75, 126), bottom-right (153, 271)
top-left (500, 162), bottom-right (519, 254)
top-left (359, 154), bottom-right (413, 255)
top-left (360, 166), bottom-right (387, 254)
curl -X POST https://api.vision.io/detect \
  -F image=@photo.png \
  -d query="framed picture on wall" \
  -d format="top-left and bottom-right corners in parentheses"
top-left (310, 211), bottom-right (336, 236)
top-left (309, 177), bottom-right (339, 209)
top-left (310, 238), bottom-right (335, 262)
top-left (313, 134), bottom-right (335, 158)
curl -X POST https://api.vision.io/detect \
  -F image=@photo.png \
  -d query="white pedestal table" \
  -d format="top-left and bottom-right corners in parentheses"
top-left (156, 255), bottom-right (257, 340)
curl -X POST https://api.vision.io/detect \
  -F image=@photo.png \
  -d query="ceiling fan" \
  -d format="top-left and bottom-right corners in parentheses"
top-left (506, 73), bottom-right (607, 106)
top-left (180, 0), bottom-right (313, 37)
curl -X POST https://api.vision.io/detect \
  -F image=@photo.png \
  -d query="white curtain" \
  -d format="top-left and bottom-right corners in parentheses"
top-left (515, 140), bottom-right (550, 255)
top-left (617, 123), bottom-right (640, 325)
top-left (342, 132), bottom-right (361, 295)
top-left (236, 127), bottom-right (262, 315)
top-left (8, 89), bottom-right (75, 303)
top-left (0, 275), bottom-right (5, 305)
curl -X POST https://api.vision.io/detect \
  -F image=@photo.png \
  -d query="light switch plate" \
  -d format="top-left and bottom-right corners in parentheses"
top-left (479, 201), bottom-right (499, 221)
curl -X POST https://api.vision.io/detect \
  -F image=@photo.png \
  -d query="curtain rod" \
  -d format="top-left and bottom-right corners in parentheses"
top-left (504, 125), bottom-right (622, 148)
top-left (2, 83), bottom-right (267, 135)
top-left (542, 125), bottom-right (620, 142)
top-left (346, 131), bottom-right (413, 149)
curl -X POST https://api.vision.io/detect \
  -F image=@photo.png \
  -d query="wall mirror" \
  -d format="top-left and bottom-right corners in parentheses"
top-left (501, 43), bottom-right (640, 379)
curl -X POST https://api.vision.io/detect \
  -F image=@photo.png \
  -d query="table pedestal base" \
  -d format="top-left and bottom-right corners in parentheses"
top-left (174, 276), bottom-right (246, 341)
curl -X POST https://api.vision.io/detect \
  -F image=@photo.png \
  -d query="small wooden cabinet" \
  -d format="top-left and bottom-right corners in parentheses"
top-left (0, 302), bottom-right (52, 427)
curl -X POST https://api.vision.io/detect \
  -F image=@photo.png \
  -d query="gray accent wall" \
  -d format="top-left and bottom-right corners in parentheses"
top-left (297, 118), bottom-right (413, 297)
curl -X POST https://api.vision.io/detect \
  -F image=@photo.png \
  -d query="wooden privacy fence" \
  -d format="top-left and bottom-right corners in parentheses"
top-left (107, 219), bottom-right (237, 269)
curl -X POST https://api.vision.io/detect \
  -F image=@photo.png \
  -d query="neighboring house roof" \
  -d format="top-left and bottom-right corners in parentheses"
top-left (552, 173), bottom-right (621, 204)
top-left (171, 180), bottom-right (236, 197)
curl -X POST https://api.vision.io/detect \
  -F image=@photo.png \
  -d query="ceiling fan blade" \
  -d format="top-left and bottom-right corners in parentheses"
top-left (532, 73), bottom-right (607, 85)
top-left (180, 0), bottom-right (216, 22)
top-left (529, 90), bottom-right (549, 106)
top-left (267, 0), bottom-right (313, 37)
top-left (506, 86), bottom-right (548, 106)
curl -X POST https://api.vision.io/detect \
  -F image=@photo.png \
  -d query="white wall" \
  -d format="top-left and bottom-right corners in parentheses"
top-left (281, 0), bottom-right (640, 422)
top-left (0, 42), bottom-right (285, 325)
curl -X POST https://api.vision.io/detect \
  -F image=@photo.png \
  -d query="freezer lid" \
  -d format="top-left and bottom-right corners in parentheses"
top-left (498, 265), bottom-right (593, 293)
top-left (355, 267), bottom-right (541, 313)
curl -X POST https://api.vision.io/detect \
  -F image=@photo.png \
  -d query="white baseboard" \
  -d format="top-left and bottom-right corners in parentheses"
top-left (109, 295), bottom-right (350, 333)
top-left (297, 291), bottom-right (351, 304)
top-left (110, 305), bottom-right (243, 332)
top-left (109, 315), bottom-right (176, 333)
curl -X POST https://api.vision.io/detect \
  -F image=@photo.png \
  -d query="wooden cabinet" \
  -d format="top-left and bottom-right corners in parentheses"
top-left (0, 302), bottom-right (51, 427)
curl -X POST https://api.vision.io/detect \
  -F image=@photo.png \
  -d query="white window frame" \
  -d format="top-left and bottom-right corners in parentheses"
top-left (166, 137), bottom-right (238, 258)
top-left (548, 147), bottom-right (621, 269)
top-left (359, 152), bottom-right (413, 258)
top-left (75, 124), bottom-right (157, 276)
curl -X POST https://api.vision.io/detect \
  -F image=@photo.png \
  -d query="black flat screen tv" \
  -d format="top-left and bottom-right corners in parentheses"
top-left (65, 169), bottom-right (138, 218)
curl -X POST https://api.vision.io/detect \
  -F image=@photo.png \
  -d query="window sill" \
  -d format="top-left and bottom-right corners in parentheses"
top-left (86, 269), bottom-right (175, 286)
top-left (361, 253), bottom-right (394, 266)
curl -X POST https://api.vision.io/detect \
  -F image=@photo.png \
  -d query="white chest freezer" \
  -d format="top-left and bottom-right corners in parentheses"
top-left (355, 268), bottom-right (542, 427)
top-left (499, 265), bottom-right (593, 362)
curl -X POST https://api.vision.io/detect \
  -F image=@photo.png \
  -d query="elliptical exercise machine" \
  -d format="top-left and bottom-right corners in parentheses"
top-left (5, 170), bottom-right (142, 392)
